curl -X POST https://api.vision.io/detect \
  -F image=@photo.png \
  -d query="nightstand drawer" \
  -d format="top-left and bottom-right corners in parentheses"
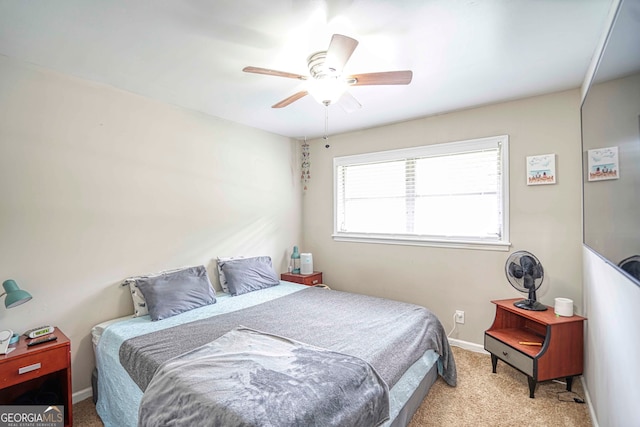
top-left (300, 275), bottom-right (321, 286)
top-left (485, 335), bottom-right (533, 376)
top-left (0, 346), bottom-right (68, 389)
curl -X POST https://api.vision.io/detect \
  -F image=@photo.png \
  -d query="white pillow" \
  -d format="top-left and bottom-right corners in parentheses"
top-left (216, 256), bottom-right (245, 292)
top-left (125, 279), bottom-right (148, 317)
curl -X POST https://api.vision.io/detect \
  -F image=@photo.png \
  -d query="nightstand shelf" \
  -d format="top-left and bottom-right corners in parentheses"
top-left (485, 298), bottom-right (585, 398)
top-left (0, 328), bottom-right (72, 426)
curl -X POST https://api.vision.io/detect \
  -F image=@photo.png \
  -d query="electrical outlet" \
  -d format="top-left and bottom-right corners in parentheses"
top-left (455, 310), bottom-right (465, 324)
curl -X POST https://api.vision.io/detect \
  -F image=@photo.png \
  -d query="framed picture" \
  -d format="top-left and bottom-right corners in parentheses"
top-left (526, 154), bottom-right (556, 185)
top-left (588, 146), bottom-right (619, 181)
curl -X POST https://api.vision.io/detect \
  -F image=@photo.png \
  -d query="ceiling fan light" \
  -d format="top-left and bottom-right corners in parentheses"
top-left (308, 77), bottom-right (348, 105)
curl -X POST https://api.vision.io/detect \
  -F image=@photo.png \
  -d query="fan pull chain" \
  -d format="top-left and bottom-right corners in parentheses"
top-left (323, 100), bottom-right (329, 141)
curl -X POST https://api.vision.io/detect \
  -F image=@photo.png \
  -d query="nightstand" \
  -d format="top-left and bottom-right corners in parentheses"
top-left (0, 328), bottom-right (72, 426)
top-left (485, 299), bottom-right (585, 398)
top-left (281, 271), bottom-right (323, 286)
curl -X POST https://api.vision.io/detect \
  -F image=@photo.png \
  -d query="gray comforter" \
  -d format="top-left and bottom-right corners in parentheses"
top-left (138, 327), bottom-right (390, 427)
top-left (120, 287), bottom-right (456, 425)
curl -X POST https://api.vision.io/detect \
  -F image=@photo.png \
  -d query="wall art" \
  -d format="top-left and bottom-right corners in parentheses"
top-left (526, 154), bottom-right (556, 185)
top-left (588, 146), bottom-right (619, 181)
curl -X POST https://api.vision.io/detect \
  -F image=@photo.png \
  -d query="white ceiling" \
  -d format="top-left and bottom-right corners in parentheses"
top-left (0, 0), bottom-right (613, 139)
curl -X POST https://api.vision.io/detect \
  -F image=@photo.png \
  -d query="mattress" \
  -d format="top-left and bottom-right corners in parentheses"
top-left (94, 282), bottom-right (448, 426)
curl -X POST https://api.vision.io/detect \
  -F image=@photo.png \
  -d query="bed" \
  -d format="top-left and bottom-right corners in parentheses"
top-left (93, 260), bottom-right (456, 426)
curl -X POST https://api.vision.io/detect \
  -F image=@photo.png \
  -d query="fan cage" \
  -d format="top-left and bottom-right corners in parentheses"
top-left (505, 251), bottom-right (547, 311)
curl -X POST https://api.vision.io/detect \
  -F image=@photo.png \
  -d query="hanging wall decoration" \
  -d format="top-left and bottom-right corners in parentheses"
top-left (588, 146), bottom-right (619, 181)
top-left (526, 154), bottom-right (556, 185)
top-left (301, 138), bottom-right (310, 191)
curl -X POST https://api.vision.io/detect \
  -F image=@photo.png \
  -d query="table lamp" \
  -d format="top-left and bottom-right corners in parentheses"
top-left (0, 279), bottom-right (32, 352)
top-left (1, 279), bottom-right (32, 308)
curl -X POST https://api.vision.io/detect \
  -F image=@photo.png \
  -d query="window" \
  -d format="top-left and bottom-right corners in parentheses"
top-left (333, 135), bottom-right (510, 250)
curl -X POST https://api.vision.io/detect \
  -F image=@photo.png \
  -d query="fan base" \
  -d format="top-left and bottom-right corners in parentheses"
top-left (514, 299), bottom-right (548, 311)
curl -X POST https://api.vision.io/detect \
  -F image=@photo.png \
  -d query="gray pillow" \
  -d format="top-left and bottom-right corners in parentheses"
top-left (220, 256), bottom-right (280, 296)
top-left (136, 265), bottom-right (216, 321)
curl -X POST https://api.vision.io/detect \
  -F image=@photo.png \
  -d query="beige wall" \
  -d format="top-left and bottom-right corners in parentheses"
top-left (0, 55), bottom-right (302, 395)
top-left (302, 89), bottom-right (583, 344)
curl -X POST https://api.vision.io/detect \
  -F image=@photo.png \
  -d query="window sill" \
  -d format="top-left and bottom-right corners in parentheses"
top-left (332, 233), bottom-right (511, 251)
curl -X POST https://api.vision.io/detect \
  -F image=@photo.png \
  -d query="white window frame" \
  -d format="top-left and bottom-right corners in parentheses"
top-left (332, 135), bottom-right (511, 251)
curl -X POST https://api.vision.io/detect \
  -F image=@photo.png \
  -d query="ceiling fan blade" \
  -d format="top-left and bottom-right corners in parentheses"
top-left (325, 34), bottom-right (359, 73)
top-left (350, 70), bottom-right (413, 86)
top-left (272, 91), bottom-right (309, 108)
top-left (243, 66), bottom-right (307, 80)
top-left (338, 91), bottom-right (362, 113)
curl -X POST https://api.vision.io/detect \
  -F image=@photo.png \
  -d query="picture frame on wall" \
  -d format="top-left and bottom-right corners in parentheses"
top-left (588, 146), bottom-right (619, 181)
top-left (526, 154), bottom-right (556, 185)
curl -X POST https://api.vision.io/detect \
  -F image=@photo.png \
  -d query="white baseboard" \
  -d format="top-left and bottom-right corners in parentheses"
top-left (72, 386), bottom-right (92, 404)
top-left (447, 338), bottom-right (488, 354)
top-left (581, 377), bottom-right (599, 427)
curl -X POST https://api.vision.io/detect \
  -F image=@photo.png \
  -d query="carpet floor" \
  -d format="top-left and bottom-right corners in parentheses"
top-left (73, 346), bottom-right (592, 426)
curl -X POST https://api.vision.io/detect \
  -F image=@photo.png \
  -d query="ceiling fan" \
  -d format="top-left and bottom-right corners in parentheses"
top-left (243, 34), bottom-right (413, 109)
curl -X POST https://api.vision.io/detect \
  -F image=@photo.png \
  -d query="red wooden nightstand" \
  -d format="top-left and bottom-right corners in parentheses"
top-left (0, 327), bottom-right (72, 426)
top-left (281, 271), bottom-right (323, 286)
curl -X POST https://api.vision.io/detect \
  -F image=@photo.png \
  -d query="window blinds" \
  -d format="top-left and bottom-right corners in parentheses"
top-left (334, 136), bottom-right (508, 245)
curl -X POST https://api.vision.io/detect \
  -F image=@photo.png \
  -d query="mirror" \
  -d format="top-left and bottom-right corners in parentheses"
top-left (581, 0), bottom-right (640, 285)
